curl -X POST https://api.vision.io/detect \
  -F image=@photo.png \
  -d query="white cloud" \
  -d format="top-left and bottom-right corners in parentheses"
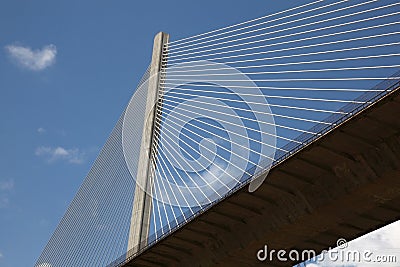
top-left (53, 147), bottom-right (69, 156)
top-left (37, 127), bottom-right (46, 134)
top-left (35, 146), bottom-right (85, 164)
top-left (5, 44), bottom-right (57, 71)
top-left (0, 251), bottom-right (3, 258)
top-left (0, 179), bottom-right (14, 209)
top-left (312, 220), bottom-right (400, 267)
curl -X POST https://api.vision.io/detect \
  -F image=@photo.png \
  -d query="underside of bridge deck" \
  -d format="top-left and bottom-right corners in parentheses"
top-left (123, 85), bottom-right (400, 267)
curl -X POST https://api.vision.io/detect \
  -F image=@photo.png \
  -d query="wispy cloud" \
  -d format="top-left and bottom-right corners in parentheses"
top-left (0, 179), bottom-right (14, 209)
top-left (35, 146), bottom-right (85, 164)
top-left (5, 44), bottom-right (57, 71)
top-left (0, 180), bottom-right (14, 191)
top-left (37, 127), bottom-right (46, 134)
top-left (0, 251), bottom-right (3, 258)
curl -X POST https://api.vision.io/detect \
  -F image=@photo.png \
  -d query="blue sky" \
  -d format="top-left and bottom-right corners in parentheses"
top-left (0, 1), bottom-right (399, 266)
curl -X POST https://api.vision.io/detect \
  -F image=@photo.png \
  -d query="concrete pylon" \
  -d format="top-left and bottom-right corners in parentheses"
top-left (127, 32), bottom-right (169, 255)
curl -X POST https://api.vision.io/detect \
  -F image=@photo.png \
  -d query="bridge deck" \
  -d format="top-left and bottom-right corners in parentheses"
top-left (122, 85), bottom-right (400, 267)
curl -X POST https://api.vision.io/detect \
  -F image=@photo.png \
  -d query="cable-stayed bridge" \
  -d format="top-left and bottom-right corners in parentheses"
top-left (36, 1), bottom-right (400, 266)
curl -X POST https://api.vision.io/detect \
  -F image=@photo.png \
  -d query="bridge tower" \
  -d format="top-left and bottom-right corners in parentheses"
top-left (127, 32), bottom-right (169, 254)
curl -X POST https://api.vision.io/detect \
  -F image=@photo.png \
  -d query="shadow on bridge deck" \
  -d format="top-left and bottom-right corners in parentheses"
top-left (122, 83), bottom-right (400, 267)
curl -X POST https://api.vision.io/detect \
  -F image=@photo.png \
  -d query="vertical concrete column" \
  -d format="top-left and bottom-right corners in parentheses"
top-left (127, 32), bottom-right (169, 255)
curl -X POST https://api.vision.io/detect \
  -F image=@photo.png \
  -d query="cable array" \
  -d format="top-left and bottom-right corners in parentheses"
top-left (147, 0), bottom-right (400, 256)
